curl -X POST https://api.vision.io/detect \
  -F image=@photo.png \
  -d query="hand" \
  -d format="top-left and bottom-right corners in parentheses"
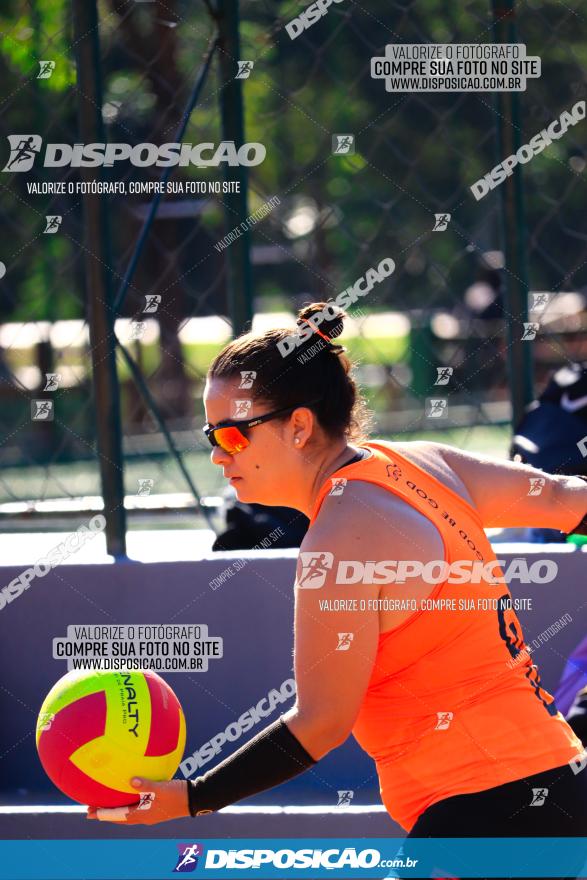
top-left (86, 777), bottom-right (191, 825)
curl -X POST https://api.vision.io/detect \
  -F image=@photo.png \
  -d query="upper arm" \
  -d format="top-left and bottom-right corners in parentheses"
top-left (435, 442), bottom-right (587, 530)
top-left (284, 503), bottom-right (381, 755)
top-left (283, 481), bottom-right (444, 758)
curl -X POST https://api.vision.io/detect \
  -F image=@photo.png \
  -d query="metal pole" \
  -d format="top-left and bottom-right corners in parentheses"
top-left (72, 0), bottom-right (126, 557)
top-left (113, 36), bottom-right (218, 316)
top-left (216, 0), bottom-right (254, 336)
top-left (491, 0), bottom-right (534, 428)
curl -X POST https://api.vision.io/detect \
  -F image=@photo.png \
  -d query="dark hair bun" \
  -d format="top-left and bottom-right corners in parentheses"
top-left (296, 301), bottom-right (347, 348)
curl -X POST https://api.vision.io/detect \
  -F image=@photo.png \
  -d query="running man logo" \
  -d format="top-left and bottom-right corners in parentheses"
top-left (530, 292), bottom-right (553, 314)
top-left (173, 843), bottom-right (204, 873)
top-left (329, 478), bottom-right (347, 496)
top-left (143, 294), bottom-right (161, 313)
top-left (434, 366), bottom-right (453, 385)
top-left (426, 398), bottom-right (448, 419)
top-left (43, 373), bottom-right (61, 391)
top-left (336, 789), bottom-right (354, 807)
top-left (239, 370), bottom-right (256, 389)
top-left (336, 632), bottom-right (354, 651)
top-left (31, 400), bottom-right (54, 421)
top-left (232, 399), bottom-right (252, 418)
top-left (521, 322), bottom-right (540, 341)
top-left (528, 477), bottom-right (545, 496)
top-left (137, 479), bottom-right (154, 497)
top-left (136, 792), bottom-right (155, 811)
top-left (130, 320), bottom-right (146, 340)
top-left (44, 215), bottom-right (62, 234)
top-left (37, 61), bottom-right (56, 79)
top-left (332, 134), bottom-right (355, 154)
top-left (435, 711), bottom-right (453, 730)
top-left (432, 213), bottom-right (451, 231)
top-left (236, 61), bottom-right (254, 79)
top-left (530, 787), bottom-right (549, 806)
top-left (3, 135), bottom-right (42, 172)
top-left (38, 712), bottom-right (55, 731)
top-left (298, 551), bottom-right (334, 589)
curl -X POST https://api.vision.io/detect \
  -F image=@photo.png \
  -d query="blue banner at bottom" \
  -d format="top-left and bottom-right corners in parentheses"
top-left (1, 837), bottom-right (587, 879)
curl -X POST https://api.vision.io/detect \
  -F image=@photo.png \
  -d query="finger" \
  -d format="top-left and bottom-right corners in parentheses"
top-left (130, 776), bottom-right (156, 790)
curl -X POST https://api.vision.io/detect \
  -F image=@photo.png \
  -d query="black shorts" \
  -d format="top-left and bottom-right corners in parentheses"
top-left (404, 763), bottom-right (587, 879)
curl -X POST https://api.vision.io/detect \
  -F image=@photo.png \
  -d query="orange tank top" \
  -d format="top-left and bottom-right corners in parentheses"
top-left (308, 439), bottom-right (584, 832)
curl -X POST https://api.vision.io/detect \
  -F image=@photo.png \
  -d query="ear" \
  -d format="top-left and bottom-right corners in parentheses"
top-left (290, 405), bottom-right (315, 446)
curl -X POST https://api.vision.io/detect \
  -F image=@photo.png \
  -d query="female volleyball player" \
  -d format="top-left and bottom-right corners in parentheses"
top-left (89, 303), bottom-right (587, 840)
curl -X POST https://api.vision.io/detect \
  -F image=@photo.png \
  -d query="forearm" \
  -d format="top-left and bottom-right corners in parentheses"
top-left (187, 716), bottom-right (318, 816)
top-left (553, 475), bottom-right (587, 534)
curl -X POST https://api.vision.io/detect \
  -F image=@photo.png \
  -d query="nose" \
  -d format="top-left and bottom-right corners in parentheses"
top-left (211, 445), bottom-right (231, 466)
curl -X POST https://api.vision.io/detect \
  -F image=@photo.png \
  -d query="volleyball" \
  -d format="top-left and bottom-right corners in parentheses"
top-left (35, 669), bottom-right (186, 807)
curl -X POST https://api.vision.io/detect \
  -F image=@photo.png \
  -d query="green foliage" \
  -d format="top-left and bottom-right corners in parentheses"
top-left (0, 0), bottom-right (74, 90)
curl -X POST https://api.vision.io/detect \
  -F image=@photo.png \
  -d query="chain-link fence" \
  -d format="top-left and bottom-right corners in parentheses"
top-left (0, 0), bottom-right (585, 549)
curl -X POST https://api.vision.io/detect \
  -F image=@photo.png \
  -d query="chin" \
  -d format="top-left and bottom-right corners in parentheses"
top-left (232, 483), bottom-right (272, 506)
top-left (231, 483), bottom-right (255, 503)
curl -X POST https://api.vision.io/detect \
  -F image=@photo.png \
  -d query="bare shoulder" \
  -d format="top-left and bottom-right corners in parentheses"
top-left (389, 439), bottom-right (477, 507)
top-left (304, 476), bottom-right (445, 559)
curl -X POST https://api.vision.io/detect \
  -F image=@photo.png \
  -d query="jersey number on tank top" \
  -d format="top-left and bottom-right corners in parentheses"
top-left (496, 594), bottom-right (558, 716)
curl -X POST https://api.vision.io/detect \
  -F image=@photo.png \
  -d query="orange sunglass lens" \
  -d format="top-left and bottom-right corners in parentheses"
top-left (214, 426), bottom-right (250, 454)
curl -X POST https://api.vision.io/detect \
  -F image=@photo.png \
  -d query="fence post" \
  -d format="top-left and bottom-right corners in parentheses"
top-left (491, 0), bottom-right (534, 428)
top-left (216, 0), bottom-right (254, 336)
top-left (72, 0), bottom-right (126, 557)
